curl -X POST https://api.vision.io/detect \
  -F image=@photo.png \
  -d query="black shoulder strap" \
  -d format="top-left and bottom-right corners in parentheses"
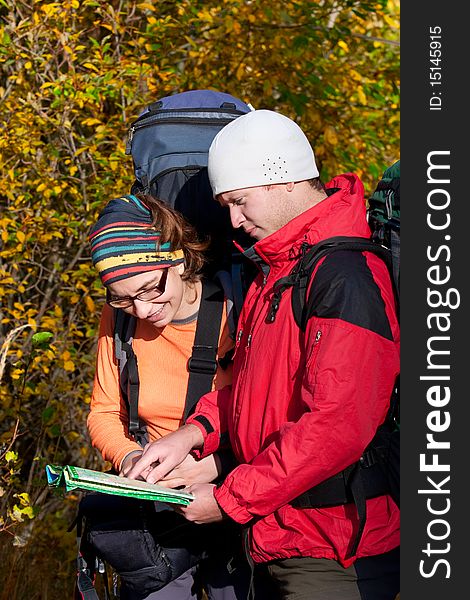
top-left (114, 280), bottom-right (225, 438)
top-left (114, 309), bottom-right (147, 446)
top-left (184, 278), bottom-right (225, 420)
top-left (291, 236), bottom-right (395, 331)
top-left (267, 236), bottom-right (396, 330)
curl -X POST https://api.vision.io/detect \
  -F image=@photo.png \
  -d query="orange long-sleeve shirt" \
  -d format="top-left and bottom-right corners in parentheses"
top-left (88, 302), bottom-right (233, 471)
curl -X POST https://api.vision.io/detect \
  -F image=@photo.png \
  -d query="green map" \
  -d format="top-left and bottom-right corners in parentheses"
top-left (45, 464), bottom-right (194, 505)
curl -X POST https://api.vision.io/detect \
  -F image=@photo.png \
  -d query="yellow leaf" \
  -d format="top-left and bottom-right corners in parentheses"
top-left (85, 296), bottom-right (96, 313)
top-left (384, 14), bottom-right (399, 28)
top-left (82, 118), bottom-right (102, 126)
top-left (74, 147), bottom-right (89, 157)
top-left (338, 40), bottom-right (349, 52)
top-left (137, 2), bottom-right (156, 10)
top-left (83, 62), bottom-right (99, 72)
top-left (357, 87), bottom-right (367, 105)
top-left (22, 506), bottom-right (35, 519)
top-left (323, 126), bottom-right (338, 146)
top-left (64, 360), bottom-right (75, 372)
top-left (15, 492), bottom-right (30, 505)
top-left (12, 506), bottom-right (24, 522)
top-left (16, 231), bottom-right (26, 243)
top-left (236, 63), bottom-right (245, 80)
top-left (11, 369), bottom-right (24, 380)
top-left (61, 350), bottom-right (71, 361)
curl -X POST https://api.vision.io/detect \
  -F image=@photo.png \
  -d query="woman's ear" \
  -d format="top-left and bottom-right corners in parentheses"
top-left (176, 262), bottom-right (185, 276)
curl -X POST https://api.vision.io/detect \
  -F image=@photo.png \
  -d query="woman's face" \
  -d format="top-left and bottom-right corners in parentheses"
top-left (106, 264), bottom-right (186, 328)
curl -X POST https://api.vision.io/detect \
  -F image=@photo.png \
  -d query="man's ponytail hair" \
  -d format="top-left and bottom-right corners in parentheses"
top-left (137, 193), bottom-right (209, 283)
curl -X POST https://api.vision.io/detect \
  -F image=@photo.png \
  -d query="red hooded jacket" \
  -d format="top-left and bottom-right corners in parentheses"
top-left (187, 174), bottom-right (400, 566)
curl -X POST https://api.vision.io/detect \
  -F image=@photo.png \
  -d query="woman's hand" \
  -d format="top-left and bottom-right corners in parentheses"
top-left (158, 453), bottom-right (221, 489)
top-left (119, 449), bottom-right (144, 477)
top-left (126, 424), bottom-right (204, 484)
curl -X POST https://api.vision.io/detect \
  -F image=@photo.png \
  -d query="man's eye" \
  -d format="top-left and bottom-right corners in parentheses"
top-left (233, 198), bottom-right (244, 206)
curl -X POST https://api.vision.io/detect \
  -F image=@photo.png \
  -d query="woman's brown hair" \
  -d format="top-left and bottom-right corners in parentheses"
top-left (137, 193), bottom-right (209, 283)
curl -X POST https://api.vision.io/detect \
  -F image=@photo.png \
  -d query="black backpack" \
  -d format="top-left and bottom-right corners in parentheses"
top-left (266, 165), bottom-right (401, 559)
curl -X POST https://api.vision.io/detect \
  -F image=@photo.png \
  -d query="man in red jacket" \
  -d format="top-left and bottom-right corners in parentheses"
top-left (128, 110), bottom-right (400, 600)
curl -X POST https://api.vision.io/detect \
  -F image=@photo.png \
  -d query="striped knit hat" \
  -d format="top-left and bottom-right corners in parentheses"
top-left (89, 194), bottom-right (184, 285)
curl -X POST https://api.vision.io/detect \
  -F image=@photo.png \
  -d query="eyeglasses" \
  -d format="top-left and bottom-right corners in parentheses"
top-left (106, 268), bottom-right (169, 309)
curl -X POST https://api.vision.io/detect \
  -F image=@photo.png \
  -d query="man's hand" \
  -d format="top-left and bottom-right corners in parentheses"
top-left (158, 454), bottom-right (220, 489)
top-left (176, 483), bottom-right (224, 524)
top-left (126, 424), bottom-right (204, 484)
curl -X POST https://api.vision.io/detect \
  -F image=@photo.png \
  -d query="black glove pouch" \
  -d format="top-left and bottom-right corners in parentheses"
top-left (78, 493), bottom-right (229, 599)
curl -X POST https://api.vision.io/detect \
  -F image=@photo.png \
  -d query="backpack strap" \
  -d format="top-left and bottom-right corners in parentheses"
top-left (293, 236), bottom-right (395, 331)
top-left (114, 278), bottom-right (225, 434)
top-left (114, 309), bottom-right (148, 446)
top-left (184, 278), bottom-right (225, 420)
top-left (267, 236), bottom-right (395, 330)
top-left (73, 508), bottom-right (108, 600)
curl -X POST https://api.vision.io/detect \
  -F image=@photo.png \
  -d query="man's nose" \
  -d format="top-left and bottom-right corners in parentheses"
top-left (229, 205), bottom-right (245, 228)
top-left (132, 299), bottom-right (155, 319)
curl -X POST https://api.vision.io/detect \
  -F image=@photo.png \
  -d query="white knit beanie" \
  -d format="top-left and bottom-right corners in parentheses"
top-left (208, 109), bottom-right (319, 196)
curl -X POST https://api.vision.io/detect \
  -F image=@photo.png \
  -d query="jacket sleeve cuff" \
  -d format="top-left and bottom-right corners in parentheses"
top-left (214, 478), bottom-right (253, 524)
top-left (186, 414), bottom-right (221, 458)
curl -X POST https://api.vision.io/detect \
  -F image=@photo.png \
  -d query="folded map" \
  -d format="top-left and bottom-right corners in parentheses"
top-left (45, 464), bottom-right (194, 505)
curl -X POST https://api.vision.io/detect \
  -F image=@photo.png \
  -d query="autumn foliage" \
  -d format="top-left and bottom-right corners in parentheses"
top-left (0, 0), bottom-right (399, 596)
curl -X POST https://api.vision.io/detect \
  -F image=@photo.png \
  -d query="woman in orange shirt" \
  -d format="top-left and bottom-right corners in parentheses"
top-left (88, 193), bottom-right (250, 600)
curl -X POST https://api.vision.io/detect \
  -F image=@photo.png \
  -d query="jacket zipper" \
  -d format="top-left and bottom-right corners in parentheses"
top-left (307, 330), bottom-right (323, 368)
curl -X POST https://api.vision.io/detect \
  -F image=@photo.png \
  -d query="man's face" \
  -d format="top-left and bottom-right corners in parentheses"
top-left (217, 184), bottom-right (293, 241)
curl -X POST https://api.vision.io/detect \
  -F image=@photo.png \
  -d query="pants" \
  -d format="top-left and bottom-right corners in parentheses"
top-left (265, 546), bottom-right (400, 600)
top-left (142, 553), bottom-right (277, 600)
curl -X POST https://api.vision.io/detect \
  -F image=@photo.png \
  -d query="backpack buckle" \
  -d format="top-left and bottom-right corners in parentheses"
top-left (359, 448), bottom-right (377, 469)
top-left (188, 346), bottom-right (218, 375)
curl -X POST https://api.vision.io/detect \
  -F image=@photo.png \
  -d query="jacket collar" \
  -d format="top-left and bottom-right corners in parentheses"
top-left (246, 173), bottom-right (371, 268)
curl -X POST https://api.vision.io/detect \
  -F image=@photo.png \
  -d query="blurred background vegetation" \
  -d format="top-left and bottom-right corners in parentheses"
top-left (0, 0), bottom-right (399, 597)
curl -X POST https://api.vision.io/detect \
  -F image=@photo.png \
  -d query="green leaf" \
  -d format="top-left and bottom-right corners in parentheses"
top-left (32, 331), bottom-right (54, 348)
top-left (42, 406), bottom-right (55, 423)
